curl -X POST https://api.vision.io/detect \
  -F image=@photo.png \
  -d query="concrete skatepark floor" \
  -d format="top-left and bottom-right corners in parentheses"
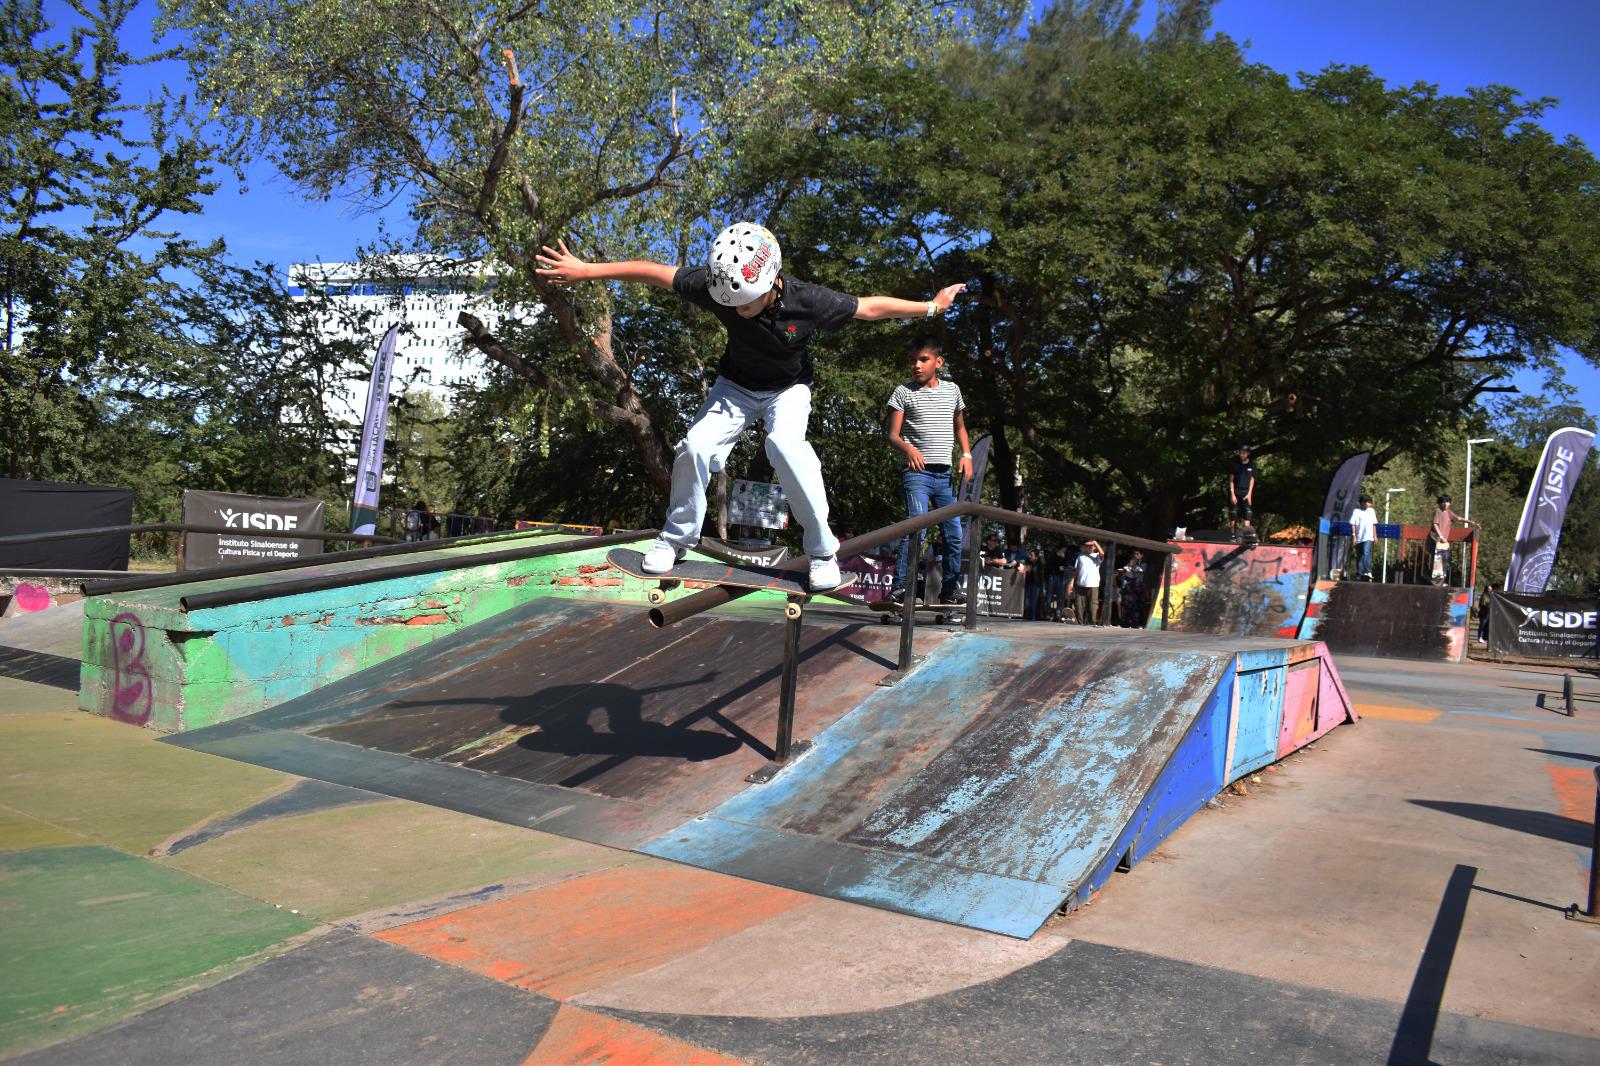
top-left (1, 630), bottom-right (1598, 1062)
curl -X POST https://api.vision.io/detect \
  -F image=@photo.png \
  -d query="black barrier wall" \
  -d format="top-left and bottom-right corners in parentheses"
top-left (1488, 591), bottom-right (1600, 660)
top-left (0, 479), bottom-right (134, 570)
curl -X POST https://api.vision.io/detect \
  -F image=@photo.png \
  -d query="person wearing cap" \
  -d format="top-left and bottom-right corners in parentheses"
top-left (536, 225), bottom-right (965, 590)
top-left (1349, 493), bottom-right (1378, 581)
top-left (1227, 445), bottom-right (1259, 540)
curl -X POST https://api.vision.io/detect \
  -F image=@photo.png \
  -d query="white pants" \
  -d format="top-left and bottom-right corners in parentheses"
top-left (659, 377), bottom-right (839, 559)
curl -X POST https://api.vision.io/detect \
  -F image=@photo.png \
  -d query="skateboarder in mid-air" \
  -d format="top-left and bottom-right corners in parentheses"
top-left (884, 334), bottom-right (972, 606)
top-left (536, 224), bottom-right (965, 590)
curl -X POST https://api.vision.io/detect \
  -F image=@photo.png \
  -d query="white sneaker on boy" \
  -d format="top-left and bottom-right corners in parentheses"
top-left (641, 540), bottom-right (683, 575)
top-left (808, 554), bottom-right (842, 591)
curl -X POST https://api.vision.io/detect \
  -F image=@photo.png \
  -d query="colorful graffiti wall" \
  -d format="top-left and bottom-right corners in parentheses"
top-left (1148, 542), bottom-right (1313, 639)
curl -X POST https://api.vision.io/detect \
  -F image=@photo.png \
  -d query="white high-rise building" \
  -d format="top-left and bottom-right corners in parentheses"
top-left (289, 258), bottom-right (526, 421)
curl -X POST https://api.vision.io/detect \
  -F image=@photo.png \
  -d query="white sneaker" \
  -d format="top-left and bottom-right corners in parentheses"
top-left (641, 540), bottom-right (682, 574)
top-left (808, 555), bottom-right (842, 591)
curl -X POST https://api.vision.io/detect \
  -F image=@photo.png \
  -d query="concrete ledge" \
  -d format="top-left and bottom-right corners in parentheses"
top-left (77, 533), bottom-right (711, 732)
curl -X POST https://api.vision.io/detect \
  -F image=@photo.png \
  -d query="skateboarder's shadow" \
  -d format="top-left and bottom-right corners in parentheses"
top-left (508, 672), bottom-right (741, 763)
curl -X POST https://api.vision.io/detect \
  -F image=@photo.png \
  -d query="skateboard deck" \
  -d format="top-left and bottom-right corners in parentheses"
top-left (608, 548), bottom-right (856, 602)
top-left (864, 600), bottom-right (963, 624)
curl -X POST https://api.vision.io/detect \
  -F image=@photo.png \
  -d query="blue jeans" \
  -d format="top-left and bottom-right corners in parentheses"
top-left (894, 468), bottom-right (963, 592)
top-left (1355, 540), bottom-right (1373, 578)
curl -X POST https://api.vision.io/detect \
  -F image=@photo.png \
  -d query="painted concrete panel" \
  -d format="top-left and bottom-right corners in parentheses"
top-left (1277, 657), bottom-right (1324, 755)
top-left (1148, 542), bottom-right (1312, 638)
top-left (1297, 580), bottom-right (1470, 663)
top-left (1231, 660), bottom-right (1288, 779)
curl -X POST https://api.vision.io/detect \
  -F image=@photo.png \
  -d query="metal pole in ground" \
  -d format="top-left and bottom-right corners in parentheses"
top-left (773, 600), bottom-right (804, 763)
top-left (964, 516), bottom-right (981, 631)
top-left (1569, 767), bottom-right (1600, 924)
top-left (1103, 541), bottom-right (1118, 626)
top-left (897, 527), bottom-right (924, 673)
top-left (1565, 674), bottom-right (1576, 716)
top-left (1160, 551), bottom-right (1173, 631)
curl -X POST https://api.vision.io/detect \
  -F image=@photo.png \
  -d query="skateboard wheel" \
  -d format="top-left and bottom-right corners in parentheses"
top-left (647, 589), bottom-right (666, 606)
top-left (784, 601), bottom-right (803, 620)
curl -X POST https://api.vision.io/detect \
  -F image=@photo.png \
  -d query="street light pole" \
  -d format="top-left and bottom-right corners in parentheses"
top-left (1465, 437), bottom-right (1494, 521)
top-left (1383, 487), bottom-right (1407, 584)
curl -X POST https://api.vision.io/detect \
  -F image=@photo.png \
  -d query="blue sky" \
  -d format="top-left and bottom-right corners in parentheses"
top-left (60, 0), bottom-right (1600, 418)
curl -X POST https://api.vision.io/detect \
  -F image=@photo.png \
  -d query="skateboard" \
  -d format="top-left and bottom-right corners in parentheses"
top-left (864, 600), bottom-right (963, 625)
top-left (607, 548), bottom-right (857, 616)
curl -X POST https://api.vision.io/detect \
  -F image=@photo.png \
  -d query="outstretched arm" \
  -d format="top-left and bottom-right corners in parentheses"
top-left (535, 239), bottom-right (676, 289)
top-left (854, 282), bottom-right (967, 322)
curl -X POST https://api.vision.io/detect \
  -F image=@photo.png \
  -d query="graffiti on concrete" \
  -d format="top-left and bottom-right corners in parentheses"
top-left (109, 612), bottom-right (153, 725)
top-left (1155, 543), bottom-right (1313, 639)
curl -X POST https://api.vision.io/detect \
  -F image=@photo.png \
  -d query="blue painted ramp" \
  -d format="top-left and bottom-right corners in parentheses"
top-left (642, 631), bottom-right (1238, 938)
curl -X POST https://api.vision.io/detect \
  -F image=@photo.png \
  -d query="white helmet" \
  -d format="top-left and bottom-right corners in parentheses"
top-left (707, 222), bottom-right (781, 307)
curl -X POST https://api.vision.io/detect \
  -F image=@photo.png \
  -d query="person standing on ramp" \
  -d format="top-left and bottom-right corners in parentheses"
top-left (536, 223), bottom-right (965, 590)
top-left (1228, 445), bottom-right (1259, 541)
top-left (884, 334), bottom-right (972, 607)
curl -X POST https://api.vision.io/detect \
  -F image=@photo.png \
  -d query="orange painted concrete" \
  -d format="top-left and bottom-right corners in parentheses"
top-left (1353, 703), bottom-right (1442, 723)
top-left (377, 863), bottom-right (809, 1000)
top-left (1545, 764), bottom-right (1598, 823)
top-left (522, 1004), bottom-right (743, 1065)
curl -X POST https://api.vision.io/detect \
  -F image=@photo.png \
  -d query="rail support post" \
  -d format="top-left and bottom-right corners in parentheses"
top-left (1567, 766), bottom-right (1600, 925)
top-left (1160, 551), bottom-right (1173, 631)
top-left (747, 595), bottom-right (811, 783)
top-left (964, 512), bottom-right (982, 631)
top-left (879, 528), bottom-right (926, 687)
top-left (1565, 674), bottom-right (1576, 716)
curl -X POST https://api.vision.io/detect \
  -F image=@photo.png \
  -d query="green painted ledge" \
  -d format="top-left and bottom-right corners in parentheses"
top-left (77, 534), bottom-right (784, 733)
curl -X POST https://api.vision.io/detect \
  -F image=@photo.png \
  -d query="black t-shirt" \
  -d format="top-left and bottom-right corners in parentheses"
top-left (673, 266), bottom-right (859, 391)
top-left (1229, 459), bottom-right (1258, 495)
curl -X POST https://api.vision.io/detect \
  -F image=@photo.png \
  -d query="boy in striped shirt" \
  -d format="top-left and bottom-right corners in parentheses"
top-left (885, 334), bottom-right (973, 605)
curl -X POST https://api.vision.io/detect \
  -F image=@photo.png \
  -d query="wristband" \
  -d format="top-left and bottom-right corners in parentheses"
top-left (925, 301), bottom-right (936, 317)
top-left (962, 452), bottom-right (972, 458)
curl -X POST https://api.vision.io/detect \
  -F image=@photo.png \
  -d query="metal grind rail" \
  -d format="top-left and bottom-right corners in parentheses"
top-left (176, 530), bottom-right (651, 612)
top-left (1, 523), bottom-right (402, 583)
top-left (650, 503), bottom-right (1178, 778)
top-left (78, 526), bottom-right (557, 598)
top-left (0, 523), bottom-right (400, 551)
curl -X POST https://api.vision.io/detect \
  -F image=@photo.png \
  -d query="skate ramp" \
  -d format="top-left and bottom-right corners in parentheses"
top-left (169, 596), bottom-right (1352, 938)
top-left (1296, 581), bottom-right (1471, 662)
top-left (166, 598), bottom-right (917, 850)
top-left (0, 598), bottom-right (86, 689)
top-left (1147, 542), bottom-right (1312, 639)
top-left (642, 628), bottom-right (1350, 936)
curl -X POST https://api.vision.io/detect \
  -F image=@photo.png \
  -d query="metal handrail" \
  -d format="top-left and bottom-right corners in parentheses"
top-left (0, 523), bottom-right (400, 547)
top-left (650, 502), bottom-right (1177, 628)
top-left (177, 530), bottom-right (652, 612)
top-left (80, 526), bottom-right (546, 598)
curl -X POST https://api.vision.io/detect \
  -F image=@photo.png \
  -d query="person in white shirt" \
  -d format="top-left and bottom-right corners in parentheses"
top-left (1067, 539), bottom-right (1104, 625)
top-left (1349, 494), bottom-right (1378, 581)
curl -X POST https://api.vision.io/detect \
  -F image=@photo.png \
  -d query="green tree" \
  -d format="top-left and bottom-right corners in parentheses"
top-left (733, 21), bottom-right (1600, 538)
top-left (2, 0), bottom-right (366, 529)
top-left (167, 0), bottom-right (1026, 505)
top-left (1, 0), bottom-right (217, 483)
